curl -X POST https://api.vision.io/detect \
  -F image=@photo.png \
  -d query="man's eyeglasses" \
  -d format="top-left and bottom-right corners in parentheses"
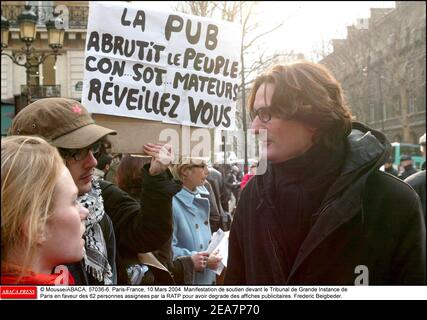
top-left (59, 141), bottom-right (102, 161)
top-left (250, 107), bottom-right (278, 123)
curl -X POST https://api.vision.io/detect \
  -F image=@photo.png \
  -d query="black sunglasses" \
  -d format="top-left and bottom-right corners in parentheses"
top-left (59, 141), bottom-right (102, 161)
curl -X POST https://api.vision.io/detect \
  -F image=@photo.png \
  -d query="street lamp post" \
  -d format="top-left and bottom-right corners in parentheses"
top-left (1, 5), bottom-right (65, 105)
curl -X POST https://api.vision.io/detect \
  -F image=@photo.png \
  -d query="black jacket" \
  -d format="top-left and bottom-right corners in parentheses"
top-left (207, 168), bottom-right (224, 209)
top-left (399, 165), bottom-right (418, 180)
top-left (100, 164), bottom-right (181, 284)
top-left (405, 170), bottom-right (426, 222)
top-left (225, 123), bottom-right (426, 285)
top-left (384, 166), bottom-right (398, 177)
top-left (203, 181), bottom-right (221, 232)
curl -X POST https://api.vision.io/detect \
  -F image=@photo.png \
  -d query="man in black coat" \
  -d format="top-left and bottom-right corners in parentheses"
top-left (207, 166), bottom-right (232, 232)
top-left (225, 62), bottom-right (426, 285)
top-left (384, 157), bottom-right (398, 177)
top-left (398, 155), bottom-right (418, 180)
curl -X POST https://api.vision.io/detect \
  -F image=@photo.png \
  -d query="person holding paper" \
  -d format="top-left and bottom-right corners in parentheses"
top-left (225, 62), bottom-right (425, 285)
top-left (171, 159), bottom-right (222, 285)
top-left (9, 98), bottom-right (181, 285)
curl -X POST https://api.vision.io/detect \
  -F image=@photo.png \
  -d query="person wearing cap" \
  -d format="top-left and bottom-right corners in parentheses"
top-left (225, 62), bottom-right (425, 285)
top-left (9, 98), bottom-right (181, 285)
top-left (405, 133), bottom-right (426, 221)
top-left (398, 154), bottom-right (418, 180)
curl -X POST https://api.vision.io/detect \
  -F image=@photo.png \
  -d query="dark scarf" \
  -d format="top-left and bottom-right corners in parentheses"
top-left (270, 140), bottom-right (346, 275)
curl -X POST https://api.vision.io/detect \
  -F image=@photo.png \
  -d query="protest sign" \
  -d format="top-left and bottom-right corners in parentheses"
top-left (83, 1), bottom-right (241, 150)
top-left (93, 113), bottom-right (215, 157)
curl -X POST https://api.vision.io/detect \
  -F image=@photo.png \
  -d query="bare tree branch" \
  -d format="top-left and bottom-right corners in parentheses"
top-left (243, 22), bottom-right (284, 51)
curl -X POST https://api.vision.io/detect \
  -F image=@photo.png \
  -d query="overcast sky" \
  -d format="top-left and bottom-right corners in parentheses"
top-left (255, 1), bottom-right (396, 60)
top-left (131, 1), bottom-right (396, 61)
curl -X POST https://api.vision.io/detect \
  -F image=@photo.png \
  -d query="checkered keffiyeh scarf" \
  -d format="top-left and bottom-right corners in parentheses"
top-left (78, 180), bottom-right (113, 284)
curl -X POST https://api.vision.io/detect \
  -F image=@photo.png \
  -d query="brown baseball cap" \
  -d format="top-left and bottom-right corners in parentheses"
top-left (9, 98), bottom-right (117, 149)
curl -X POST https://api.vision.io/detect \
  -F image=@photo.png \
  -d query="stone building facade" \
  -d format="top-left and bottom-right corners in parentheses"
top-left (321, 1), bottom-right (426, 144)
top-left (1, 1), bottom-right (88, 104)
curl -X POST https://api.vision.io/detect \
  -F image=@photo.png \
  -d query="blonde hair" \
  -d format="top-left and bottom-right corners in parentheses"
top-left (170, 157), bottom-right (208, 181)
top-left (1, 135), bottom-right (64, 276)
top-left (248, 61), bottom-right (353, 150)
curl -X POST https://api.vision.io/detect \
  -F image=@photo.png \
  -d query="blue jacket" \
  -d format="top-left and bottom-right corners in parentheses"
top-left (172, 186), bottom-right (216, 285)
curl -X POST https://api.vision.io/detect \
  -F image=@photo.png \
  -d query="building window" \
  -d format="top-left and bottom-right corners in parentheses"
top-left (408, 94), bottom-right (416, 114)
top-left (392, 95), bottom-right (400, 117)
top-left (419, 58), bottom-right (426, 85)
top-left (417, 85), bottom-right (425, 112)
top-left (385, 99), bottom-right (394, 119)
top-left (406, 63), bottom-right (415, 82)
top-left (410, 132), bottom-right (418, 144)
top-left (376, 103), bottom-right (383, 122)
top-left (370, 103), bottom-right (375, 122)
top-left (422, 26), bottom-right (426, 44)
top-left (405, 27), bottom-right (411, 46)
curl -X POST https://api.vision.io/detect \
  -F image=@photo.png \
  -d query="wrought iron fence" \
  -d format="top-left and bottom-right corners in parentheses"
top-left (1, 4), bottom-right (88, 29)
top-left (21, 85), bottom-right (61, 98)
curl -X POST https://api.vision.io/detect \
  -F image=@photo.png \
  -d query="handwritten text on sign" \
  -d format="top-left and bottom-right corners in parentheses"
top-left (82, 2), bottom-right (240, 130)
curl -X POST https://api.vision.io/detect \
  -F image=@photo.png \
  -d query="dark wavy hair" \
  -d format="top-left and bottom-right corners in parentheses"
top-left (248, 61), bottom-right (353, 150)
top-left (116, 155), bottom-right (151, 200)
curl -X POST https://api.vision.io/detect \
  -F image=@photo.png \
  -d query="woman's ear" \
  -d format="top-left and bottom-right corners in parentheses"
top-left (35, 225), bottom-right (47, 245)
top-left (36, 232), bottom-right (47, 245)
top-left (22, 219), bottom-right (47, 245)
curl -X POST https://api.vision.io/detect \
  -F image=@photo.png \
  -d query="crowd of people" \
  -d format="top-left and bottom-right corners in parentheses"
top-left (1, 61), bottom-right (425, 286)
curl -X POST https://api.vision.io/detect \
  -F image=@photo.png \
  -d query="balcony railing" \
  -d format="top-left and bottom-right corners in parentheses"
top-left (1, 4), bottom-right (88, 29)
top-left (21, 85), bottom-right (61, 99)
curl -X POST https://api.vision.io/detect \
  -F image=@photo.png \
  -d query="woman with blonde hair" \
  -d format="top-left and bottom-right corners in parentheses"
top-left (1, 136), bottom-right (88, 285)
top-left (170, 158), bottom-right (222, 285)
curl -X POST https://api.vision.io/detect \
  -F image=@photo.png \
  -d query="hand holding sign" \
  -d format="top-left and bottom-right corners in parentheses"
top-left (143, 143), bottom-right (174, 176)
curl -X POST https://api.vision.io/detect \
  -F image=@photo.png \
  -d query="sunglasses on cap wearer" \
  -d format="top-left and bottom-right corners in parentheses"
top-left (58, 141), bottom-right (102, 161)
